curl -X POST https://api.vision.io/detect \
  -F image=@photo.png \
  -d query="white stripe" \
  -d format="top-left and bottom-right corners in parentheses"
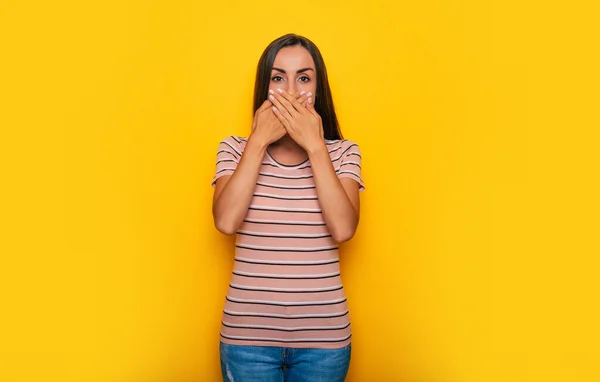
top-left (250, 205), bottom-right (321, 212)
top-left (257, 181), bottom-right (314, 189)
top-left (230, 283), bottom-right (342, 292)
top-left (253, 192), bottom-right (317, 200)
top-left (237, 243), bottom-right (337, 251)
top-left (223, 321), bottom-right (349, 331)
top-left (235, 256), bottom-right (338, 265)
top-left (237, 230), bottom-right (328, 238)
top-left (233, 270), bottom-right (339, 278)
top-left (244, 218), bottom-right (325, 225)
top-left (224, 309), bottom-right (349, 319)
top-left (221, 334), bottom-right (352, 342)
top-left (227, 296), bottom-right (346, 306)
top-left (341, 160), bottom-right (360, 166)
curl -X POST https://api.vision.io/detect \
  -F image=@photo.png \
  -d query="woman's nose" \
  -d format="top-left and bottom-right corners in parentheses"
top-left (284, 83), bottom-right (296, 95)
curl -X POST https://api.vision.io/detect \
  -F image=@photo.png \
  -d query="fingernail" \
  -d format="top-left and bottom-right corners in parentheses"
top-left (277, 88), bottom-right (283, 93)
top-left (308, 97), bottom-right (312, 104)
top-left (272, 106), bottom-right (277, 112)
top-left (300, 91), bottom-right (306, 95)
top-left (269, 89), bottom-right (274, 94)
top-left (269, 95), bottom-right (275, 101)
top-left (307, 92), bottom-right (312, 97)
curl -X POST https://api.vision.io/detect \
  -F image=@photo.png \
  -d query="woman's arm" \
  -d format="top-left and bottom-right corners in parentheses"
top-left (269, 90), bottom-right (362, 243)
top-left (212, 138), bottom-right (268, 235)
top-left (307, 143), bottom-right (360, 243)
top-left (212, 95), bottom-right (307, 235)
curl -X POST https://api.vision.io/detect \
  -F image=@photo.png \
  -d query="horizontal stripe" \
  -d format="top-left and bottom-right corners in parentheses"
top-left (260, 161), bottom-right (311, 170)
top-left (253, 192), bottom-right (318, 201)
top-left (226, 296), bottom-right (347, 307)
top-left (215, 168), bottom-right (236, 175)
top-left (224, 309), bottom-right (349, 319)
top-left (220, 333), bottom-right (351, 343)
top-left (216, 159), bottom-right (238, 165)
top-left (222, 321), bottom-right (350, 332)
top-left (243, 218), bottom-right (325, 226)
top-left (236, 230), bottom-right (330, 239)
top-left (229, 283), bottom-right (343, 293)
top-left (233, 270), bottom-right (340, 279)
top-left (256, 181), bottom-right (315, 190)
top-left (221, 141), bottom-right (243, 157)
top-left (230, 136), bottom-right (246, 144)
top-left (331, 144), bottom-right (359, 163)
top-left (235, 257), bottom-right (339, 266)
top-left (216, 150), bottom-right (239, 159)
top-left (259, 172), bottom-right (313, 180)
top-left (236, 243), bottom-right (338, 252)
top-left (347, 152), bottom-right (361, 159)
top-left (248, 205), bottom-right (321, 214)
top-left (340, 161), bottom-right (361, 169)
top-left (337, 170), bottom-right (361, 178)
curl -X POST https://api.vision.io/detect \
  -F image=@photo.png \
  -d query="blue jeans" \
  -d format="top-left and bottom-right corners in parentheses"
top-left (219, 342), bottom-right (351, 382)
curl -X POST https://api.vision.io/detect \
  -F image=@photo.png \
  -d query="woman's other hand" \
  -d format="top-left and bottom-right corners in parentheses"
top-left (250, 92), bottom-right (309, 146)
top-left (269, 89), bottom-right (325, 153)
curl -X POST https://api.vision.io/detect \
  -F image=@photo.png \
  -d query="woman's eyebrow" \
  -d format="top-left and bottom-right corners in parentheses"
top-left (272, 67), bottom-right (315, 74)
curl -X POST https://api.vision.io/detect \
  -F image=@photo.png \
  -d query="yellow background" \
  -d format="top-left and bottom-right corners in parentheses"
top-left (1, 0), bottom-right (599, 381)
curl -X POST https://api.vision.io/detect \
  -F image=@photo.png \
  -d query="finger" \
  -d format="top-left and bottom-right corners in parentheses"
top-left (269, 91), bottom-right (294, 120)
top-left (257, 99), bottom-right (273, 114)
top-left (271, 105), bottom-right (292, 130)
top-left (295, 91), bottom-right (308, 107)
top-left (274, 89), bottom-right (303, 114)
top-left (306, 93), bottom-right (318, 116)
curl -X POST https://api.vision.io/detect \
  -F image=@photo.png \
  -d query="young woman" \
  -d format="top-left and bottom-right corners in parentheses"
top-left (211, 33), bottom-right (365, 382)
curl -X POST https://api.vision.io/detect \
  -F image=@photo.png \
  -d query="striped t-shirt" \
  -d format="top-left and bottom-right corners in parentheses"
top-left (211, 135), bottom-right (365, 349)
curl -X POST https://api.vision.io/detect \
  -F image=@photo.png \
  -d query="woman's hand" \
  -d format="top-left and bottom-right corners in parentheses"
top-left (250, 99), bottom-right (286, 147)
top-left (250, 92), bottom-right (310, 147)
top-left (269, 89), bottom-right (325, 153)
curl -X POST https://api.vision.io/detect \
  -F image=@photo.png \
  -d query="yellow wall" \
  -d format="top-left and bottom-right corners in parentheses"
top-left (1, 1), bottom-right (599, 381)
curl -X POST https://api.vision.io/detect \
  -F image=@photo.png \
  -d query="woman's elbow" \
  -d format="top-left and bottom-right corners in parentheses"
top-left (331, 227), bottom-right (356, 244)
top-left (213, 215), bottom-right (238, 236)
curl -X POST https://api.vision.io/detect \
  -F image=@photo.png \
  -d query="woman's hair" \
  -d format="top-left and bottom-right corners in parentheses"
top-left (253, 34), bottom-right (343, 140)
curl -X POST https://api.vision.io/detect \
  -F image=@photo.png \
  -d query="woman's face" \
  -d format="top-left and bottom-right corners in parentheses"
top-left (269, 45), bottom-right (317, 97)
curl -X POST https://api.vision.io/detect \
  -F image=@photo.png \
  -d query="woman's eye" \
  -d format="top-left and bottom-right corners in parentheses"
top-left (298, 76), bottom-right (310, 83)
top-left (271, 76), bottom-right (283, 82)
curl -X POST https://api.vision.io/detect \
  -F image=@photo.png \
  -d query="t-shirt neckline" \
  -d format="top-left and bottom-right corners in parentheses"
top-left (266, 149), bottom-right (309, 170)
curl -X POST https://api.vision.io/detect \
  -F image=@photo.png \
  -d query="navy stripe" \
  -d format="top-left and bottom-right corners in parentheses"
top-left (248, 207), bottom-right (321, 214)
top-left (236, 231), bottom-right (330, 239)
top-left (229, 284), bottom-right (343, 293)
top-left (235, 258), bottom-right (339, 266)
top-left (222, 141), bottom-right (242, 157)
top-left (236, 245), bottom-right (337, 253)
top-left (243, 220), bottom-right (326, 226)
top-left (252, 194), bottom-right (318, 201)
top-left (223, 311), bottom-right (349, 320)
top-left (233, 271), bottom-right (340, 279)
top-left (221, 322), bottom-right (350, 332)
top-left (226, 296), bottom-right (346, 307)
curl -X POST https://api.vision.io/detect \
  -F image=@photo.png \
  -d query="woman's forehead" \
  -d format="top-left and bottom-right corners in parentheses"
top-left (272, 46), bottom-right (315, 70)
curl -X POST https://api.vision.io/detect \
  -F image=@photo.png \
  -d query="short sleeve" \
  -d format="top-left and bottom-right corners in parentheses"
top-left (337, 140), bottom-right (365, 192)
top-left (211, 136), bottom-right (244, 187)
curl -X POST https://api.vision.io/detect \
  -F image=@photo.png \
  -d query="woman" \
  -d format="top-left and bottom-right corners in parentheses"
top-left (211, 33), bottom-right (365, 382)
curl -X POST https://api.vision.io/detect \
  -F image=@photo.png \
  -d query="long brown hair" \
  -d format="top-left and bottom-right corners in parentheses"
top-left (253, 34), bottom-right (343, 140)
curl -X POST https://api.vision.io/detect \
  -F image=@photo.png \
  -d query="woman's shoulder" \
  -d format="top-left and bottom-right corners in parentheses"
top-left (218, 135), bottom-right (249, 151)
top-left (325, 138), bottom-right (361, 153)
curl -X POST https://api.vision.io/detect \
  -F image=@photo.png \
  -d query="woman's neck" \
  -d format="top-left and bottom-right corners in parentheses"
top-left (271, 135), bottom-right (303, 152)
top-left (268, 134), bottom-right (308, 164)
